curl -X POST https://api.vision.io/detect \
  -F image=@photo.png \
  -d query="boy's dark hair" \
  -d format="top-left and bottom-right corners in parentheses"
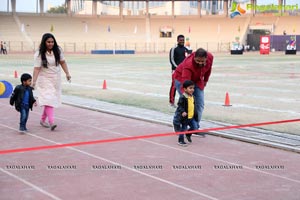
top-left (21, 73), bottom-right (32, 83)
top-left (195, 48), bottom-right (207, 58)
top-left (183, 80), bottom-right (194, 89)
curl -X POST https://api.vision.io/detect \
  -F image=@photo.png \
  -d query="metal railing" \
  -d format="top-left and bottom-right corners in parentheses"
top-left (3, 41), bottom-right (231, 53)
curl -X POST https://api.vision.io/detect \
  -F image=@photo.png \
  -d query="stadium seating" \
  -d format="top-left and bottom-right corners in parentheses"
top-left (0, 13), bottom-right (298, 53)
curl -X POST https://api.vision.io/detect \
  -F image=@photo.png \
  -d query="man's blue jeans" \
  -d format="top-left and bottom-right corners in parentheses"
top-left (20, 104), bottom-right (29, 131)
top-left (175, 79), bottom-right (204, 128)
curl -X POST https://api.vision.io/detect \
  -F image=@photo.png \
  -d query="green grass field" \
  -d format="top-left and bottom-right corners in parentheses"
top-left (1, 52), bottom-right (300, 134)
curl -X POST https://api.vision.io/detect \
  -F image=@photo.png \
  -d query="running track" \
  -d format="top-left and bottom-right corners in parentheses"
top-left (0, 99), bottom-right (299, 200)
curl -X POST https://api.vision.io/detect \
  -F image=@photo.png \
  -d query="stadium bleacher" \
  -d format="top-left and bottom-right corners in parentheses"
top-left (0, 12), bottom-right (299, 53)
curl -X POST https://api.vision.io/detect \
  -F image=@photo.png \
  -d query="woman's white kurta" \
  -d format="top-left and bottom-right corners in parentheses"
top-left (34, 49), bottom-right (65, 108)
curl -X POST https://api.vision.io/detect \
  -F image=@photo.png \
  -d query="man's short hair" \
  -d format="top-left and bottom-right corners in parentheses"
top-left (177, 35), bottom-right (185, 40)
top-left (21, 73), bottom-right (32, 83)
top-left (183, 80), bottom-right (194, 89)
top-left (195, 48), bottom-right (207, 58)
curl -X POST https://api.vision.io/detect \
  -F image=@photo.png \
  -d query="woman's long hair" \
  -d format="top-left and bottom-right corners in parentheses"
top-left (39, 33), bottom-right (60, 68)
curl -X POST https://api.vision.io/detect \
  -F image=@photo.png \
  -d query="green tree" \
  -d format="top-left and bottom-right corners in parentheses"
top-left (47, 4), bottom-right (67, 14)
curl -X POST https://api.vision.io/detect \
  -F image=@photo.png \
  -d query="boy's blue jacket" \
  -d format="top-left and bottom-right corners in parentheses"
top-left (173, 93), bottom-right (198, 125)
top-left (9, 85), bottom-right (36, 111)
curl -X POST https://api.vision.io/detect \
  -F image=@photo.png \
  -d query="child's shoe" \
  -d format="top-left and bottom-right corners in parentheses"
top-left (19, 128), bottom-right (25, 134)
top-left (178, 139), bottom-right (188, 147)
top-left (186, 134), bottom-right (192, 143)
top-left (50, 124), bottom-right (57, 131)
top-left (40, 120), bottom-right (50, 128)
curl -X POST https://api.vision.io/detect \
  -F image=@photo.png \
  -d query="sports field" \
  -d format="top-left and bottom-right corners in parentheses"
top-left (0, 52), bottom-right (299, 134)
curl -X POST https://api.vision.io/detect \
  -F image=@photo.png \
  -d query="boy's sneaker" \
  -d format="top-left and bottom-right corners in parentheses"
top-left (19, 128), bottom-right (25, 134)
top-left (178, 140), bottom-right (188, 147)
top-left (186, 135), bottom-right (192, 143)
top-left (50, 124), bottom-right (57, 131)
top-left (40, 121), bottom-right (50, 128)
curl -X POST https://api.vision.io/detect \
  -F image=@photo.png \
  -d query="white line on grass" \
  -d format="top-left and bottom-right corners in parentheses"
top-left (61, 83), bottom-right (299, 115)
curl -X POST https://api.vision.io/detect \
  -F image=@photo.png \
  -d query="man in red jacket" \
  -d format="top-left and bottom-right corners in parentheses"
top-left (173, 48), bottom-right (213, 131)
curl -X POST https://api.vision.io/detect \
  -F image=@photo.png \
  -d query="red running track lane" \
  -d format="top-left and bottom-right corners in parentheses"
top-left (0, 99), bottom-right (300, 200)
top-left (1, 118), bottom-right (300, 155)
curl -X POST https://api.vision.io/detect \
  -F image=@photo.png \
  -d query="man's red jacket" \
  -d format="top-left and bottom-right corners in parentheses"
top-left (173, 52), bottom-right (213, 91)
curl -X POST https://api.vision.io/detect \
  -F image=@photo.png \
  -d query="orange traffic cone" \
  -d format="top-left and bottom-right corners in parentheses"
top-left (223, 92), bottom-right (232, 106)
top-left (14, 70), bottom-right (18, 78)
top-left (102, 80), bottom-right (107, 89)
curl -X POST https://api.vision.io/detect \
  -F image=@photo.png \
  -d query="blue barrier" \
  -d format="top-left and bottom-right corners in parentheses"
top-left (91, 50), bottom-right (135, 54)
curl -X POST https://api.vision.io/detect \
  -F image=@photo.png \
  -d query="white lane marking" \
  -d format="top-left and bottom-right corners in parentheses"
top-left (0, 103), bottom-right (299, 199)
top-left (54, 115), bottom-right (300, 184)
top-left (0, 168), bottom-right (62, 200)
top-left (0, 124), bottom-right (219, 200)
top-left (3, 112), bottom-right (300, 185)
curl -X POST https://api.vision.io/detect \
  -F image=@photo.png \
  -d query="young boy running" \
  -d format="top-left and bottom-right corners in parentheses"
top-left (173, 80), bottom-right (198, 146)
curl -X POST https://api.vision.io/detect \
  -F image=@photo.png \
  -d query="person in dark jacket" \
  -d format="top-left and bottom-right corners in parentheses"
top-left (169, 35), bottom-right (190, 107)
top-left (173, 80), bottom-right (198, 146)
top-left (10, 73), bottom-right (37, 133)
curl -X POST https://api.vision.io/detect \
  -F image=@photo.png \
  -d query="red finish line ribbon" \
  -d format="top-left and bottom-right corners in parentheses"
top-left (0, 118), bottom-right (299, 155)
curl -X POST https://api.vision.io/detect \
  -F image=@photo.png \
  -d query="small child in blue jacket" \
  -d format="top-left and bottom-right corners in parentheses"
top-left (173, 80), bottom-right (198, 146)
top-left (10, 73), bottom-right (37, 133)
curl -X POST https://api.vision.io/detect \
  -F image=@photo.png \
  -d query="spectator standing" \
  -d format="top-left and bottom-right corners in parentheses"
top-left (0, 41), bottom-right (3, 54)
top-left (169, 34), bottom-right (190, 107)
top-left (2, 42), bottom-right (7, 54)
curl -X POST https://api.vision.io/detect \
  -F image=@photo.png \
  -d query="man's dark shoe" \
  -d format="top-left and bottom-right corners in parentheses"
top-left (186, 134), bottom-right (192, 143)
top-left (193, 133), bottom-right (206, 137)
